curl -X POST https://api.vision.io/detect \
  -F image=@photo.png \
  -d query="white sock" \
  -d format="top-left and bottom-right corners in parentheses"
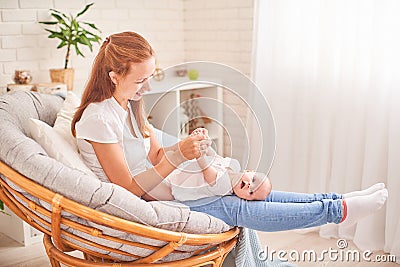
top-left (340, 188), bottom-right (388, 227)
top-left (343, 183), bottom-right (385, 198)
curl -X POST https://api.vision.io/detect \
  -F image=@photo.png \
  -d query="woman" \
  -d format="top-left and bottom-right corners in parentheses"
top-left (72, 32), bottom-right (387, 232)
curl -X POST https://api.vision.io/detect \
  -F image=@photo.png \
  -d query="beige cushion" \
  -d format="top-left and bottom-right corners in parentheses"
top-left (53, 91), bottom-right (81, 151)
top-left (28, 118), bottom-right (96, 177)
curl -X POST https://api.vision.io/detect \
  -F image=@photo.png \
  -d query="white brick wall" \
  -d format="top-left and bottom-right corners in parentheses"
top-left (183, 0), bottom-right (255, 157)
top-left (0, 0), bottom-right (255, 158)
top-left (0, 0), bottom-right (185, 94)
top-left (183, 0), bottom-right (254, 74)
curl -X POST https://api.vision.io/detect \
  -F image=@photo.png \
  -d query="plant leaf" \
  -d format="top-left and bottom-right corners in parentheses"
top-left (87, 36), bottom-right (101, 43)
top-left (77, 3), bottom-right (94, 17)
top-left (74, 43), bottom-right (84, 57)
top-left (72, 19), bottom-right (79, 31)
top-left (39, 21), bottom-right (58, 25)
top-left (46, 30), bottom-right (66, 41)
top-left (50, 13), bottom-right (68, 26)
top-left (82, 22), bottom-right (100, 32)
top-left (60, 27), bottom-right (71, 38)
top-left (57, 41), bottom-right (67, 49)
top-left (49, 8), bottom-right (68, 19)
top-left (79, 35), bottom-right (93, 51)
top-left (83, 29), bottom-right (101, 40)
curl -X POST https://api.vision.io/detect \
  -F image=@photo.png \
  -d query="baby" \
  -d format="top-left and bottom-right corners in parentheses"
top-left (145, 128), bottom-right (272, 202)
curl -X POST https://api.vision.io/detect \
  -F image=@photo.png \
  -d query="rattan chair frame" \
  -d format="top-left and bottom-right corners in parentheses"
top-left (0, 160), bottom-right (239, 266)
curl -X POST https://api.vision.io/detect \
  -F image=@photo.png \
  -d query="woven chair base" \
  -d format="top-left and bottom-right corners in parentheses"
top-left (0, 160), bottom-right (239, 267)
top-left (43, 234), bottom-right (238, 267)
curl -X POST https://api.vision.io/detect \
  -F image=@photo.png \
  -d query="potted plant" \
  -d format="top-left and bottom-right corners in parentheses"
top-left (39, 3), bottom-right (102, 90)
top-left (0, 200), bottom-right (10, 215)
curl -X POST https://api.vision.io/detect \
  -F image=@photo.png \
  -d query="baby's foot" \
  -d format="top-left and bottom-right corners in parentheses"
top-left (343, 183), bottom-right (385, 198)
top-left (340, 188), bottom-right (388, 227)
top-left (191, 127), bottom-right (209, 138)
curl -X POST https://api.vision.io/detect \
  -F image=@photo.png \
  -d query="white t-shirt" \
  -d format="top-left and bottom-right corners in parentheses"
top-left (165, 155), bottom-right (241, 201)
top-left (75, 97), bottom-right (150, 182)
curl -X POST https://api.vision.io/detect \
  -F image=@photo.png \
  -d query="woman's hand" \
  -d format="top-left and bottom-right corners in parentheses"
top-left (178, 133), bottom-right (205, 160)
top-left (191, 128), bottom-right (212, 156)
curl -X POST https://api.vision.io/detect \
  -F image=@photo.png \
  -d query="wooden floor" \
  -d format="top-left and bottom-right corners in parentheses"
top-left (0, 230), bottom-right (397, 267)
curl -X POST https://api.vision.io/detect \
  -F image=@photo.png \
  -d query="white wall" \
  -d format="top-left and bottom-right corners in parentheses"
top-left (183, 0), bottom-right (254, 75)
top-left (183, 0), bottom-right (255, 157)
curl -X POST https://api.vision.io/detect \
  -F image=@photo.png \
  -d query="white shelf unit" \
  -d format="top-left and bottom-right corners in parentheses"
top-left (144, 79), bottom-right (224, 155)
top-left (0, 205), bottom-right (43, 246)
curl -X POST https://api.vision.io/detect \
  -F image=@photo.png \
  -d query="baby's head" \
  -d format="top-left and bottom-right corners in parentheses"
top-left (231, 171), bottom-right (272, 201)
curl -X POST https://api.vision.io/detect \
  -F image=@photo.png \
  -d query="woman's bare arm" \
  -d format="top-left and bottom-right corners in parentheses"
top-left (90, 134), bottom-right (204, 197)
top-left (90, 142), bottom-right (183, 197)
top-left (147, 127), bottom-right (179, 166)
top-left (142, 181), bottom-right (175, 201)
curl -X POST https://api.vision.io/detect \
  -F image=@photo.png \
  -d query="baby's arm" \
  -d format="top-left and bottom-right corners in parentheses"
top-left (191, 128), bottom-right (218, 186)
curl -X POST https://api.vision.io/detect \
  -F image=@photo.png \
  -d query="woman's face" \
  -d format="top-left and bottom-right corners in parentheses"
top-left (110, 57), bottom-right (156, 101)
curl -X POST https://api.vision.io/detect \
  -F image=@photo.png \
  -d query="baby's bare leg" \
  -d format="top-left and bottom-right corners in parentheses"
top-left (204, 143), bottom-right (217, 157)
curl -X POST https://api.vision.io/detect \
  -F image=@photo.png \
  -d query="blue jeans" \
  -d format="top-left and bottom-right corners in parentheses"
top-left (181, 190), bottom-right (344, 232)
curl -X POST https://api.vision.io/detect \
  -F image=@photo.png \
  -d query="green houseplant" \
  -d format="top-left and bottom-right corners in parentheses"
top-left (0, 200), bottom-right (10, 215)
top-left (39, 3), bottom-right (101, 90)
top-left (0, 200), bottom-right (4, 213)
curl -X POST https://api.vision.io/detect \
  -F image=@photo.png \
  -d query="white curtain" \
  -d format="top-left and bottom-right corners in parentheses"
top-left (252, 0), bottom-right (400, 262)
